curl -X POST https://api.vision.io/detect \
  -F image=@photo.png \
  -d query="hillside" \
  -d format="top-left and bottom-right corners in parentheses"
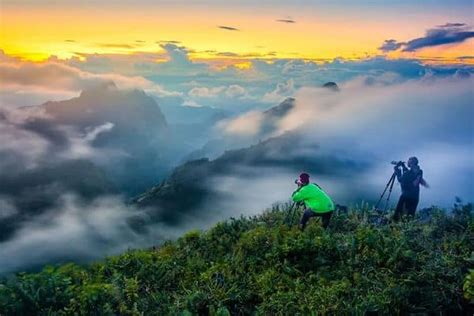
top-left (133, 132), bottom-right (368, 226)
top-left (185, 81), bottom-right (338, 161)
top-left (1, 204), bottom-right (472, 315)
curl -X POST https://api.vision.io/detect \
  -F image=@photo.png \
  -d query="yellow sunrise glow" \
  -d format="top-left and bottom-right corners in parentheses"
top-left (1, 4), bottom-right (472, 64)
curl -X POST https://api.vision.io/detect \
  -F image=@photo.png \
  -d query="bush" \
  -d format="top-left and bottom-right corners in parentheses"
top-left (0, 203), bottom-right (472, 315)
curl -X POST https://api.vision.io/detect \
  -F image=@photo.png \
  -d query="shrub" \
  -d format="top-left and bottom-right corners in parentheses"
top-left (0, 203), bottom-right (472, 315)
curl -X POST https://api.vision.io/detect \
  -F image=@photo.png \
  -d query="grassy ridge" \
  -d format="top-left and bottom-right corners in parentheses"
top-left (0, 204), bottom-right (473, 315)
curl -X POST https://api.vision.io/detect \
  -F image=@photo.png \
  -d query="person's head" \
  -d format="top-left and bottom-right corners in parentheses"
top-left (407, 156), bottom-right (419, 169)
top-left (296, 172), bottom-right (310, 186)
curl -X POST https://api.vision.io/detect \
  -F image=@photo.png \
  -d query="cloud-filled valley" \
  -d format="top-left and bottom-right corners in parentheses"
top-left (0, 46), bottom-right (473, 274)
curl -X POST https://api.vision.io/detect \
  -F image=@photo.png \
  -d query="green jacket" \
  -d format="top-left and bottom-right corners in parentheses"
top-left (292, 183), bottom-right (335, 213)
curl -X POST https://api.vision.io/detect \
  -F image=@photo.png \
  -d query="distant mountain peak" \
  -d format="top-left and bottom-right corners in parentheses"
top-left (43, 83), bottom-right (167, 129)
top-left (263, 97), bottom-right (295, 119)
top-left (322, 82), bottom-right (340, 92)
top-left (79, 81), bottom-right (118, 98)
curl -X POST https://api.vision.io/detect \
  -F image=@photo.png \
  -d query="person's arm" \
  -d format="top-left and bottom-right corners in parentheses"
top-left (292, 186), bottom-right (308, 202)
top-left (414, 170), bottom-right (429, 188)
top-left (420, 178), bottom-right (430, 188)
top-left (401, 163), bottom-right (408, 174)
top-left (395, 162), bottom-right (407, 182)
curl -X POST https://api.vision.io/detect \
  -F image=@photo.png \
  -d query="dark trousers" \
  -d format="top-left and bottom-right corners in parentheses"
top-left (393, 195), bottom-right (419, 221)
top-left (300, 209), bottom-right (333, 230)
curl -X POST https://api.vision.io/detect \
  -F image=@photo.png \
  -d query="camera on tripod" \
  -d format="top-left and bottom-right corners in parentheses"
top-left (391, 160), bottom-right (405, 168)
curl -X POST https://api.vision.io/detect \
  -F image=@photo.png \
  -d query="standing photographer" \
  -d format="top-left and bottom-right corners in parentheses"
top-left (393, 157), bottom-right (428, 221)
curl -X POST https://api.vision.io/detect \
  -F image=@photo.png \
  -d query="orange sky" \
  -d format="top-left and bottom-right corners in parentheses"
top-left (1, 2), bottom-right (473, 63)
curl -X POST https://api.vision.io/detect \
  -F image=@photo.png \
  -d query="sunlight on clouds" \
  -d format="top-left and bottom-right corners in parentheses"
top-left (2, 3), bottom-right (472, 64)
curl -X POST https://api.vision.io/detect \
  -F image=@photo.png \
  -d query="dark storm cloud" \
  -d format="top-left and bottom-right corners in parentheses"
top-left (218, 25), bottom-right (240, 31)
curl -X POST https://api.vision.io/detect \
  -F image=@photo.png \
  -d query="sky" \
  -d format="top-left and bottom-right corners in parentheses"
top-left (1, 0), bottom-right (473, 63)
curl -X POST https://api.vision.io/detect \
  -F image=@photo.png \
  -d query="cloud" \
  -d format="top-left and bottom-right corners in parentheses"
top-left (188, 84), bottom-right (247, 99)
top-left (437, 23), bottom-right (466, 28)
top-left (379, 23), bottom-right (474, 53)
top-left (378, 39), bottom-right (404, 52)
top-left (60, 122), bottom-right (116, 161)
top-left (182, 99), bottom-right (203, 107)
top-left (96, 43), bottom-right (138, 49)
top-left (218, 25), bottom-right (240, 31)
top-left (3, 49), bottom-right (470, 113)
top-left (84, 122), bottom-right (114, 142)
top-left (212, 75), bottom-right (474, 209)
top-left (0, 107), bottom-right (51, 169)
top-left (262, 79), bottom-right (295, 103)
top-left (225, 84), bottom-right (247, 98)
top-left (0, 53), bottom-right (181, 106)
top-left (189, 86), bottom-right (226, 98)
top-left (0, 105), bottom-right (120, 172)
top-left (276, 19), bottom-right (296, 24)
top-left (160, 43), bottom-right (193, 64)
top-left (282, 76), bottom-right (473, 201)
top-left (156, 40), bottom-right (181, 44)
top-left (0, 60), bottom-right (149, 92)
top-left (217, 111), bottom-right (264, 136)
top-left (403, 24), bottom-right (474, 52)
top-left (0, 196), bottom-right (17, 220)
top-left (216, 52), bottom-right (240, 57)
top-left (453, 69), bottom-right (471, 79)
top-left (0, 194), bottom-right (186, 274)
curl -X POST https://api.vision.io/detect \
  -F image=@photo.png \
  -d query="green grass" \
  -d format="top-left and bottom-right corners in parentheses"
top-left (0, 203), bottom-right (472, 315)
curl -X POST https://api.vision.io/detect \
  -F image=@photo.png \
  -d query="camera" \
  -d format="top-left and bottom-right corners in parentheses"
top-left (391, 160), bottom-right (405, 167)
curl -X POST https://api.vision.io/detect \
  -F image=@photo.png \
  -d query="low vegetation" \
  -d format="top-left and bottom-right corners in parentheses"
top-left (0, 203), bottom-right (472, 315)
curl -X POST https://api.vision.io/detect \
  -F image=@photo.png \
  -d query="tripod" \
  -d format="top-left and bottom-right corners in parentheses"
top-left (284, 202), bottom-right (300, 227)
top-left (374, 171), bottom-right (397, 212)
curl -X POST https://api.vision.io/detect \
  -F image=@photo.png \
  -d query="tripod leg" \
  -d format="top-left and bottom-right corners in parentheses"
top-left (375, 171), bottom-right (397, 210)
top-left (291, 204), bottom-right (300, 227)
top-left (383, 173), bottom-right (397, 211)
top-left (285, 203), bottom-right (296, 226)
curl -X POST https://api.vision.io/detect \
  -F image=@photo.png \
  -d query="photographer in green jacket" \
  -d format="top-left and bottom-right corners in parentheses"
top-left (292, 173), bottom-right (335, 230)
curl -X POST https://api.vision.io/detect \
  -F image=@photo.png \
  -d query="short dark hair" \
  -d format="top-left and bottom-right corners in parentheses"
top-left (409, 156), bottom-right (419, 165)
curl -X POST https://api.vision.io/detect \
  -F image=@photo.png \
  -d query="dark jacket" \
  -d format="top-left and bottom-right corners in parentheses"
top-left (396, 167), bottom-right (423, 199)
